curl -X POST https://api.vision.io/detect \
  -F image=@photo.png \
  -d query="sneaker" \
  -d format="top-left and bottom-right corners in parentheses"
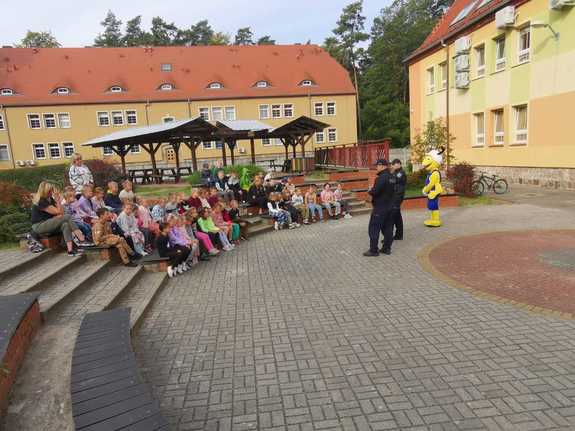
top-left (344, 213), bottom-right (353, 219)
top-left (177, 264), bottom-right (184, 274)
top-left (294, 223), bottom-right (301, 228)
top-left (199, 255), bottom-right (211, 262)
top-left (126, 261), bottom-right (138, 267)
top-left (223, 245), bottom-right (233, 251)
top-left (73, 238), bottom-right (94, 248)
top-left (288, 224), bottom-right (296, 230)
top-left (140, 251), bottom-right (149, 256)
top-left (303, 219), bottom-right (310, 225)
top-left (67, 249), bottom-right (83, 257)
top-left (274, 221), bottom-right (279, 230)
top-left (209, 249), bottom-right (220, 255)
top-left (167, 266), bottom-right (176, 278)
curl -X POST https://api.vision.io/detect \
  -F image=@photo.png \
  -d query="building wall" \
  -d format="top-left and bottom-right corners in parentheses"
top-left (409, 0), bottom-right (575, 185)
top-left (0, 94), bottom-right (357, 169)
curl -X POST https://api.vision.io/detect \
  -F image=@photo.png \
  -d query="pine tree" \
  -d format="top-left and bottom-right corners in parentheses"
top-left (94, 11), bottom-right (123, 47)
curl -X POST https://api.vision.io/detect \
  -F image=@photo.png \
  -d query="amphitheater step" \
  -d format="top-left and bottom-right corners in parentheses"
top-left (247, 222), bottom-right (274, 237)
top-left (0, 249), bottom-right (56, 279)
top-left (350, 207), bottom-right (372, 216)
top-left (0, 252), bottom-right (85, 297)
top-left (110, 271), bottom-right (167, 331)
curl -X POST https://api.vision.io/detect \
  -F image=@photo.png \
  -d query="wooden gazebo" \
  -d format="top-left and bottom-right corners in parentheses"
top-left (269, 116), bottom-right (330, 160)
top-left (215, 120), bottom-right (273, 166)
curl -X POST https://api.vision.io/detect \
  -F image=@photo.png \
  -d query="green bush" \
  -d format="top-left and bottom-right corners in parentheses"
top-left (223, 163), bottom-right (264, 178)
top-left (0, 164), bottom-right (67, 191)
top-left (185, 172), bottom-right (202, 186)
top-left (0, 209), bottom-right (31, 243)
top-left (407, 168), bottom-right (428, 188)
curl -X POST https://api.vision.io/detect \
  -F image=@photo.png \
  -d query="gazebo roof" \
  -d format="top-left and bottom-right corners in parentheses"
top-left (215, 119), bottom-right (273, 139)
top-left (82, 117), bottom-right (218, 148)
top-left (269, 116), bottom-right (329, 138)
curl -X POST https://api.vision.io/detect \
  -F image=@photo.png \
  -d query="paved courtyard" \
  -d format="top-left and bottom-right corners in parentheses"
top-left (134, 199), bottom-right (575, 431)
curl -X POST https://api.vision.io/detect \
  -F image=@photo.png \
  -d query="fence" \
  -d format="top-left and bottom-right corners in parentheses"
top-left (314, 140), bottom-right (391, 169)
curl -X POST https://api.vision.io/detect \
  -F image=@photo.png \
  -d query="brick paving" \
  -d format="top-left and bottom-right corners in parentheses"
top-left (134, 202), bottom-right (575, 431)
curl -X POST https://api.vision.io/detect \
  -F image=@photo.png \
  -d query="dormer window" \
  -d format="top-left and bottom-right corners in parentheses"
top-left (208, 82), bottom-right (223, 89)
top-left (159, 83), bottom-right (174, 91)
top-left (161, 63), bottom-right (172, 72)
top-left (0, 88), bottom-right (14, 96)
top-left (55, 87), bottom-right (71, 95)
top-left (300, 80), bottom-right (315, 87)
top-left (255, 80), bottom-right (270, 88)
top-left (109, 86), bottom-right (124, 93)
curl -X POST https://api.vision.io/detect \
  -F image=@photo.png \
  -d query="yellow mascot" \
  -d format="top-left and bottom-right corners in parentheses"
top-left (421, 149), bottom-right (444, 227)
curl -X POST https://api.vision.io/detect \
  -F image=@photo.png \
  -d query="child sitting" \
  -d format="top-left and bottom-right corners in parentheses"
top-left (93, 208), bottom-right (137, 266)
top-left (227, 172), bottom-right (243, 201)
top-left (197, 207), bottom-right (234, 251)
top-left (136, 197), bottom-right (158, 251)
top-left (214, 169), bottom-right (235, 202)
top-left (320, 183), bottom-right (341, 219)
top-left (168, 215), bottom-right (199, 268)
top-left (280, 191), bottom-right (301, 227)
top-left (116, 202), bottom-right (147, 256)
top-left (176, 192), bottom-right (189, 214)
top-left (151, 198), bottom-right (167, 223)
top-left (334, 183), bottom-right (353, 219)
top-left (291, 188), bottom-right (310, 224)
top-left (267, 192), bottom-right (295, 230)
top-left (207, 187), bottom-right (220, 208)
top-left (187, 188), bottom-right (203, 210)
top-left (119, 180), bottom-right (135, 202)
top-left (305, 185), bottom-right (324, 222)
top-left (91, 187), bottom-right (107, 212)
top-left (211, 203), bottom-right (236, 244)
top-left (104, 181), bottom-right (123, 214)
top-left (228, 200), bottom-right (249, 240)
top-left (186, 208), bottom-right (220, 256)
top-left (77, 185), bottom-right (98, 224)
top-left (156, 222), bottom-right (190, 278)
top-left (165, 193), bottom-right (179, 215)
top-left (63, 190), bottom-right (93, 241)
top-left (199, 189), bottom-right (212, 209)
top-left (216, 203), bottom-right (241, 244)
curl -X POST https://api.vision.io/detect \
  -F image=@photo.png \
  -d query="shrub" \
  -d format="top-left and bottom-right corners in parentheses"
top-left (0, 182), bottom-right (33, 209)
top-left (185, 172), bottom-right (202, 186)
top-left (407, 168), bottom-right (428, 188)
top-left (223, 163), bottom-right (264, 179)
top-left (446, 162), bottom-right (475, 197)
top-left (84, 159), bottom-right (124, 188)
top-left (0, 164), bottom-right (67, 191)
top-left (0, 210), bottom-right (31, 243)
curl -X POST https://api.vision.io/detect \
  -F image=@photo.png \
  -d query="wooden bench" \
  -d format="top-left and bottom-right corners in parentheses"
top-left (139, 250), bottom-right (170, 273)
top-left (0, 293), bottom-right (42, 416)
top-left (71, 308), bottom-right (168, 431)
top-left (18, 233), bottom-right (62, 251)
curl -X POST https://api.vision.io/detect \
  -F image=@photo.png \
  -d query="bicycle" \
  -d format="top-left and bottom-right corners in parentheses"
top-left (471, 172), bottom-right (509, 196)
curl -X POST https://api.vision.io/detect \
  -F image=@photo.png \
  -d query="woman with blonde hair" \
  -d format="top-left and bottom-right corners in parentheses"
top-left (68, 153), bottom-right (93, 197)
top-left (31, 181), bottom-right (92, 256)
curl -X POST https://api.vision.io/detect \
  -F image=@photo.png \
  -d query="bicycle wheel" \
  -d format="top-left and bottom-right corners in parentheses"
top-left (493, 179), bottom-right (508, 194)
top-left (471, 180), bottom-right (485, 196)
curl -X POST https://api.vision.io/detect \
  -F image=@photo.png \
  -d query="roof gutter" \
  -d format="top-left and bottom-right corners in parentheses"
top-left (403, 0), bottom-right (516, 65)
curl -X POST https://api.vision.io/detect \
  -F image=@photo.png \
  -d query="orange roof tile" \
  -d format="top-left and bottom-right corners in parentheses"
top-left (0, 45), bottom-right (355, 107)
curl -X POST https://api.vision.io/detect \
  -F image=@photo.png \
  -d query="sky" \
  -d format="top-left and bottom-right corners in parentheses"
top-left (3, 0), bottom-right (390, 48)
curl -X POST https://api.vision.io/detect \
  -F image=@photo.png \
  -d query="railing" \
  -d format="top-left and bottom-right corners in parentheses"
top-left (314, 140), bottom-right (391, 169)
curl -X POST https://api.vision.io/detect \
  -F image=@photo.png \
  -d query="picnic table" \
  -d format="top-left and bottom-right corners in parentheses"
top-left (159, 166), bottom-right (192, 183)
top-left (129, 166), bottom-right (192, 184)
top-left (258, 159), bottom-right (280, 171)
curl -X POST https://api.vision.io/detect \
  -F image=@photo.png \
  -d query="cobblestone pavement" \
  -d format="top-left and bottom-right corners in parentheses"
top-left (135, 202), bottom-right (575, 431)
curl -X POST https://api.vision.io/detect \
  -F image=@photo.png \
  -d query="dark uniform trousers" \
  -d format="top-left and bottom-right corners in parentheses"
top-left (393, 206), bottom-right (403, 239)
top-left (369, 207), bottom-right (394, 253)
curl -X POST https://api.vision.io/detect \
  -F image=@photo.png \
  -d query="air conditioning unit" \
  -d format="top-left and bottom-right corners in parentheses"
top-left (495, 6), bottom-right (516, 28)
top-left (454, 36), bottom-right (471, 54)
top-left (16, 160), bottom-right (26, 167)
top-left (455, 72), bottom-right (470, 89)
top-left (238, 147), bottom-right (246, 154)
top-left (26, 160), bottom-right (36, 166)
top-left (549, 0), bottom-right (575, 9)
top-left (455, 54), bottom-right (470, 72)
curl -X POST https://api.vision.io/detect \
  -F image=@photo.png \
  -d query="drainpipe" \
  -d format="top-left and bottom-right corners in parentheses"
top-left (1, 106), bottom-right (16, 169)
top-left (187, 98), bottom-right (192, 118)
top-left (145, 100), bottom-right (150, 126)
top-left (441, 39), bottom-right (451, 168)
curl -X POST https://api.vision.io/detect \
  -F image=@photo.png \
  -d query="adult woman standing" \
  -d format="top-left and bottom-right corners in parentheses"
top-left (31, 181), bottom-right (92, 256)
top-left (68, 153), bottom-right (93, 198)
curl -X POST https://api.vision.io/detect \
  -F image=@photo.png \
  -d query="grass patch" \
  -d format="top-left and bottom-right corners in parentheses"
top-left (136, 184), bottom-right (190, 198)
top-left (306, 170), bottom-right (328, 180)
top-left (0, 242), bottom-right (18, 250)
top-left (405, 184), bottom-right (422, 198)
top-left (459, 195), bottom-right (497, 207)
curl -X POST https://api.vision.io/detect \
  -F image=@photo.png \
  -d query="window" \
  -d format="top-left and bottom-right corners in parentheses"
top-left (315, 131), bottom-right (325, 144)
top-left (225, 106), bottom-right (236, 121)
top-left (300, 80), bottom-right (314, 86)
top-left (159, 83), bottom-right (174, 91)
top-left (283, 104), bottom-right (294, 118)
top-left (33, 144), bottom-right (46, 159)
top-left (110, 86), bottom-right (123, 93)
top-left (126, 110), bottom-right (137, 125)
top-left (63, 142), bottom-right (75, 158)
top-left (56, 87), bottom-right (70, 95)
top-left (314, 102), bottom-right (324, 116)
top-left (161, 63), bottom-right (172, 72)
top-left (450, 0), bottom-right (477, 25)
top-left (162, 116), bottom-right (175, 124)
top-left (0, 114), bottom-right (4, 130)
top-left (473, 113), bottom-right (485, 146)
top-left (202, 141), bottom-right (213, 149)
top-left (0, 145), bottom-right (9, 161)
top-left (327, 128), bottom-right (337, 143)
top-left (111, 111), bottom-right (124, 126)
top-left (262, 138), bottom-right (272, 146)
top-left (215, 140), bottom-right (224, 149)
top-left (1, 88), bottom-right (13, 96)
top-left (129, 145), bottom-right (141, 154)
top-left (43, 113), bottom-right (57, 129)
top-left (513, 105), bottom-right (528, 144)
top-left (275, 138), bottom-right (283, 146)
top-left (211, 107), bottom-right (223, 121)
top-left (427, 67), bottom-right (435, 93)
top-left (58, 113), bottom-right (71, 128)
top-left (492, 109), bottom-right (505, 145)
top-left (439, 63), bottom-right (447, 89)
top-left (259, 105), bottom-right (270, 119)
top-left (97, 111), bottom-right (110, 127)
top-left (475, 45), bottom-right (485, 78)
top-left (326, 102), bottom-right (336, 116)
top-left (28, 114), bottom-right (41, 129)
top-left (199, 107), bottom-right (210, 121)
top-left (208, 82), bottom-right (223, 89)
top-left (518, 27), bottom-right (531, 64)
top-left (48, 143), bottom-right (61, 159)
top-left (255, 80), bottom-right (269, 88)
top-left (271, 104), bottom-right (282, 118)
top-left (495, 37), bottom-right (506, 71)
top-left (103, 146), bottom-right (114, 156)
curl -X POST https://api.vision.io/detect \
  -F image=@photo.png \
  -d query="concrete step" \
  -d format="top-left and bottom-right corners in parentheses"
top-left (0, 252), bottom-right (85, 296)
top-left (0, 249), bottom-right (57, 279)
top-left (247, 222), bottom-right (274, 237)
top-left (110, 271), bottom-right (167, 331)
top-left (350, 207), bottom-right (372, 216)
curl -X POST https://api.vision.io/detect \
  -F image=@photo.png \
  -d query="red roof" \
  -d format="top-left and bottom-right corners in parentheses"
top-left (407, 0), bottom-right (515, 63)
top-left (0, 45), bottom-right (356, 107)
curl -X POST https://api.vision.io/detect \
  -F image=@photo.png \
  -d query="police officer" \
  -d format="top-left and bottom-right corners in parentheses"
top-left (364, 159), bottom-right (395, 257)
top-left (390, 159), bottom-right (406, 240)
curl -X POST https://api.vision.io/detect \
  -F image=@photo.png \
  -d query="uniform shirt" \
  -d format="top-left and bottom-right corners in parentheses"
top-left (393, 168), bottom-right (407, 206)
top-left (369, 170), bottom-right (395, 212)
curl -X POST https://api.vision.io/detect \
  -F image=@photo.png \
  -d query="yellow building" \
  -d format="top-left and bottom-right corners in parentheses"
top-left (0, 45), bottom-right (357, 170)
top-left (406, 0), bottom-right (575, 188)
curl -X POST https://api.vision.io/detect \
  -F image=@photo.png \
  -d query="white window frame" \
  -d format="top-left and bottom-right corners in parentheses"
top-left (162, 116), bottom-right (175, 124)
top-left (126, 110), bottom-right (137, 125)
top-left (225, 106), bottom-right (236, 121)
top-left (0, 114), bottom-right (4, 130)
top-left (439, 63), bottom-right (448, 90)
top-left (215, 140), bottom-right (224, 150)
top-left (161, 63), bottom-right (172, 72)
top-left (492, 109), bottom-right (505, 145)
top-left (495, 37), bottom-right (506, 71)
top-left (33, 143), bottom-right (46, 160)
top-left (275, 138), bottom-right (283, 146)
top-left (62, 142), bottom-right (75, 158)
top-left (475, 45), bottom-right (486, 78)
top-left (513, 104), bottom-right (528, 144)
top-left (271, 104), bottom-right (282, 119)
top-left (518, 26), bottom-right (531, 64)
top-left (202, 141), bottom-right (214, 150)
top-left (211, 107), bottom-right (224, 121)
top-left (259, 104), bottom-right (270, 119)
top-left (198, 107), bottom-right (210, 121)
top-left (300, 80), bottom-right (314, 87)
top-left (255, 81), bottom-right (269, 88)
top-left (110, 86), bottom-right (123, 93)
top-left (1, 88), bottom-right (14, 96)
top-left (102, 146), bottom-right (114, 156)
top-left (208, 82), bottom-right (223, 89)
top-left (314, 102), bottom-right (324, 116)
top-left (43, 113), bottom-right (57, 129)
top-left (283, 104), bottom-right (294, 118)
top-left (326, 102), bottom-right (336, 116)
top-left (262, 138), bottom-right (272, 146)
top-left (28, 113), bottom-right (42, 129)
top-left (48, 142), bottom-right (61, 159)
top-left (97, 111), bottom-right (110, 127)
top-left (56, 87), bottom-right (70, 95)
top-left (57, 112), bottom-right (71, 129)
top-left (129, 144), bottom-right (141, 154)
top-left (159, 83), bottom-right (174, 91)
top-left (473, 112), bottom-right (485, 147)
top-left (327, 128), bottom-right (338, 143)
top-left (427, 67), bottom-right (435, 94)
top-left (315, 131), bottom-right (325, 144)
top-left (111, 111), bottom-right (125, 126)
top-left (0, 144), bottom-right (10, 161)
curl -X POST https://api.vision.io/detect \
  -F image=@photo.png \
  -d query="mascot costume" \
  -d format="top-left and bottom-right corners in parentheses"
top-left (421, 149), bottom-right (445, 227)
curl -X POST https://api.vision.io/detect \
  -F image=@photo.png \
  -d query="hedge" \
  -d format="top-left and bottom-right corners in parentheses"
top-left (0, 164), bottom-right (68, 191)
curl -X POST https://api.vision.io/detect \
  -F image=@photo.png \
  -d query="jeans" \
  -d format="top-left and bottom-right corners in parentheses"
top-left (323, 201), bottom-right (341, 216)
top-left (32, 215), bottom-right (79, 242)
top-left (368, 209), bottom-right (394, 253)
top-left (218, 231), bottom-right (232, 248)
top-left (76, 221), bottom-right (93, 242)
top-left (274, 210), bottom-right (292, 226)
top-left (307, 203), bottom-right (323, 221)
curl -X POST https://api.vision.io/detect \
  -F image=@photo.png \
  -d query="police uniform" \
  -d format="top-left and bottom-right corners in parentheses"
top-left (392, 167), bottom-right (406, 240)
top-left (365, 161), bottom-right (395, 256)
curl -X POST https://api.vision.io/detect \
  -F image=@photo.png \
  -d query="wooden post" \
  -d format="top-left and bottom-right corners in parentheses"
top-left (221, 141), bottom-right (227, 166)
top-left (250, 137), bottom-right (256, 164)
top-left (227, 139), bottom-right (236, 166)
top-left (189, 140), bottom-right (199, 172)
top-left (172, 142), bottom-right (181, 182)
top-left (141, 143), bottom-right (162, 183)
top-left (111, 144), bottom-right (130, 176)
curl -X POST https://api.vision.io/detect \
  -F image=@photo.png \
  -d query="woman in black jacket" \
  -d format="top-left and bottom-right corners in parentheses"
top-left (247, 176), bottom-right (268, 214)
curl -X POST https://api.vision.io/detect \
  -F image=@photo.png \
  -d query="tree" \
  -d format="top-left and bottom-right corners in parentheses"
top-left (234, 27), bottom-right (254, 45)
top-left (94, 10), bottom-right (123, 47)
top-left (175, 20), bottom-right (214, 46)
top-left (331, 1), bottom-right (369, 72)
top-left (18, 30), bottom-right (60, 48)
top-left (411, 119), bottom-right (455, 164)
top-left (209, 32), bottom-right (231, 46)
top-left (150, 17), bottom-right (178, 46)
top-left (122, 16), bottom-right (150, 46)
top-left (257, 36), bottom-right (276, 45)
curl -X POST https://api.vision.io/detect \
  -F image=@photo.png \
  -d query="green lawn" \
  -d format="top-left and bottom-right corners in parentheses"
top-left (135, 184), bottom-right (191, 198)
top-left (459, 195), bottom-right (497, 207)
